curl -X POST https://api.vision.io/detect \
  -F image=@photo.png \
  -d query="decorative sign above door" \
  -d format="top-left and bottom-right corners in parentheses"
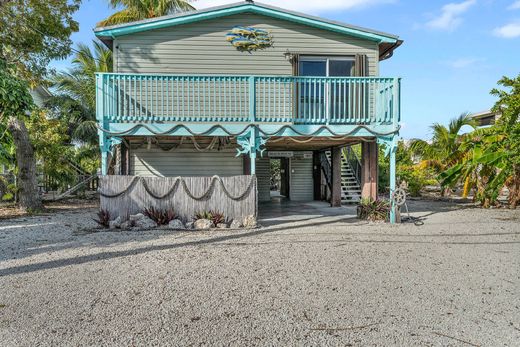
top-left (226, 26), bottom-right (273, 53)
top-left (268, 151), bottom-right (293, 158)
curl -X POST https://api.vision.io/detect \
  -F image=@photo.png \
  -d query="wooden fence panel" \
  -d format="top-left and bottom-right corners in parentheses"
top-left (99, 175), bottom-right (257, 222)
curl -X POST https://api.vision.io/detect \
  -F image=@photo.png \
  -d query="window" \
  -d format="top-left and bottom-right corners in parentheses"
top-left (299, 56), bottom-right (354, 77)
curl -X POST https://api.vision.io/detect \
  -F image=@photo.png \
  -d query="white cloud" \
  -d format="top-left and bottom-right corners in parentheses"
top-left (493, 22), bottom-right (520, 38)
top-left (192, 0), bottom-right (395, 13)
top-left (445, 57), bottom-right (481, 68)
top-left (508, 1), bottom-right (520, 10)
top-left (426, 0), bottom-right (476, 31)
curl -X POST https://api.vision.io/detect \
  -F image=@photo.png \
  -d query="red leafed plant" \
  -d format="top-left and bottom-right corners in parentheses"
top-left (93, 209), bottom-right (111, 228)
top-left (144, 207), bottom-right (176, 226)
top-left (209, 210), bottom-right (226, 226)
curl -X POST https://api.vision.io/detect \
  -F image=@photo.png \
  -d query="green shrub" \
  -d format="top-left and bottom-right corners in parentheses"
top-left (2, 192), bottom-right (13, 201)
top-left (397, 165), bottom-right (435, 197)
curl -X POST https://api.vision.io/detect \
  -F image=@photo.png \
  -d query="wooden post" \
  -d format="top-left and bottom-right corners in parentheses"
top-left (361, 141), bottom-right (378, 200)
top-left (243, 155), bottom-right (251, 175)
top-left (331, 147), bottom-right (342, 207)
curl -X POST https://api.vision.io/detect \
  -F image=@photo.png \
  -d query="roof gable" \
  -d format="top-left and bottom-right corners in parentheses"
top-left (94, 1), bottom-right (399, 44)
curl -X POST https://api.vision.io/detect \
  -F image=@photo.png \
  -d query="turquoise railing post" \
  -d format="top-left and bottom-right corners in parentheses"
top-left (249, 76), bottom-right (256, 122)
top-left (393, 77), bottom-right (400, 129)
top-left (96, 73), bottom-right (109, 175)
top-left (396, 77), bottom-right (401, 125)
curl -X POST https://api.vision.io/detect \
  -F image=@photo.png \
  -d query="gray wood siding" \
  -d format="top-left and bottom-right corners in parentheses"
top-left (129, 148), bottom-right (243, 177)
top-left (289, 156), bottom-right (314, 201)
top-left (114, 13), bottom-right (379, 76)
top-left (256, 157), bottom-right (271, 202)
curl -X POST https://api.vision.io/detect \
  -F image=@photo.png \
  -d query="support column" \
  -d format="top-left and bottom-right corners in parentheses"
top-left (389, 141), bottom-right (397, 224)
top-left (243, 155), bottom-right (251, 175)
top-left (331, 147), bottom-right (342, 207)
top-left (99, 134), bottom-right (109, 176)
top-left (237, 126), bottom-right (265, 176)
top-left (361, 141), bottom-right (378, 200)
top-left (249, 127), bottom-right (257, 175)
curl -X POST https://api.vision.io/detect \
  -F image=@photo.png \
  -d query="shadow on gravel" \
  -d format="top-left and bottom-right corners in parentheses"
top-left (1, 214), bottom-right (519, 277)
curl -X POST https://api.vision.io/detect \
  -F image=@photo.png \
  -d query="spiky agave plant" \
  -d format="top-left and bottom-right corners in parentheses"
top-left (194, 210), bottom-right (213, 221)
top-left (356, 198), bottom-right (390, 222)
top-left (144, 207), bottom-right (176, 226)
top-left (209, 210), bottom-right (226, 226)
top-left (94, 209), bottom-right (111, 228)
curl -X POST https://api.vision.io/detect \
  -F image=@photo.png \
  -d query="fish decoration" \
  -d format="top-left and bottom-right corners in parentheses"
top-left (226, 26), bottom-right (273, 53)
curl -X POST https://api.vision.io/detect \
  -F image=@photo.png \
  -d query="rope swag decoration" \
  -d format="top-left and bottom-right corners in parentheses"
top-left (99, 175), bottom-right (256, 201)
top-left (96, 123), bottom-right (401, 137)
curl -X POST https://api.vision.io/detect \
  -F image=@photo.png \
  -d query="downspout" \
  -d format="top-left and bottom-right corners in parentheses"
top-left (379, 40), bottom-right (403, 61)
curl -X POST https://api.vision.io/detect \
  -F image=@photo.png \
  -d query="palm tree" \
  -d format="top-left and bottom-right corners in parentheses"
top-left (440, 75), bottom-right (520, 207)
top-left (50, 40), bottom-right (112, 144)
top-left (98, 0), bottom-right (195, 27)
top-left (409, 113), bottom-right (477, 172)
top-left (409, 113), bottom-right (477, 194)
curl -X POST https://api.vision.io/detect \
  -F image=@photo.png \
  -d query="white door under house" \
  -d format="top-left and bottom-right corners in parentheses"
top-left (257, 152), bottom-right (314, 203)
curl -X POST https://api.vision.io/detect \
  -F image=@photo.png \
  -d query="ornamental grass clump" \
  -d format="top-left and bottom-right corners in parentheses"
top-left (144, 207), bottom-right (176, 226)
top-left (93, 209), bottom-right (111, 228)
top-left (357, 198), bottom-right (390, 222)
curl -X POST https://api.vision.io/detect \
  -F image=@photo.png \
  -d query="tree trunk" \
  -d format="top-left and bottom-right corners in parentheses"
top-left (7, 116), bottom-right (43, 211)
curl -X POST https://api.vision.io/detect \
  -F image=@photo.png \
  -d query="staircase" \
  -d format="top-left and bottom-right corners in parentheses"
top-left (42, 158), bottom-right (98, 201)
top-left (322, 147), bottom-right (362, 204)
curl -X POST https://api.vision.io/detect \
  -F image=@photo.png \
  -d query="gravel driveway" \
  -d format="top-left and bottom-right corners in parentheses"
top-left (0, 200), bottom-right (519, 346)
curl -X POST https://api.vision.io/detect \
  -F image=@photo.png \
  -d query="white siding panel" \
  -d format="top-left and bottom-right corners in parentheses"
top-left (130, 148), bottom-right (243, 177)
top-left (289, 156), bottom-right (314, 201)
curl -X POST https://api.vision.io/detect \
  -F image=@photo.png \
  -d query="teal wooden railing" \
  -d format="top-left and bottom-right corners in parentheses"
top-left (96, 73), bottom-right (399, 125)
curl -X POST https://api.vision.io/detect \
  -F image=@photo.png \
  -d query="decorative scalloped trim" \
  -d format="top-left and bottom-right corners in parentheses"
top-left (97, 124), bottom-right (400, 137)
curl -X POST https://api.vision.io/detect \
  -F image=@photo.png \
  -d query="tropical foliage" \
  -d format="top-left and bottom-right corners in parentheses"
top-left (0, 0), bottom-right (79, 210)
top-left (439, 74), bottom-right (520, 208)
top-left (98, 0), bottom-right (195, 27)
top-left (0, 0), bottom-right (80, 82)
top-left (50, 41), bottom-right (113, 145)
top-left (378, 141), bottom-right (436, 196)
top-left (409, 113), bottom-right (477, 176)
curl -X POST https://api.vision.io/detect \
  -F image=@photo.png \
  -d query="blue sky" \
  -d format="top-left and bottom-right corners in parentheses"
top-left (52, 0), bottom-right (520, 139)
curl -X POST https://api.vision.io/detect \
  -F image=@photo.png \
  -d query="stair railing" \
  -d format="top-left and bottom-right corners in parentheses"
top-left (319, 151), bottom-right (332, 190)
top-left (344, 146), bottom-right (362, 186)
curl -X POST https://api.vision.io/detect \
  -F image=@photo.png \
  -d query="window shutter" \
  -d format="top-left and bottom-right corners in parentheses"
top-left (354, 54), bottom-right (368, 77)
top-left (354, 54), bottom-right (369, 121)
top-left (292, 54), bottom-right (300, 76)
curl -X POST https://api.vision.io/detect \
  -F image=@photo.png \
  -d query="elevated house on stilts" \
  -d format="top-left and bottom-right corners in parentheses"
top-left (94, 1), bottom-right (402, 223)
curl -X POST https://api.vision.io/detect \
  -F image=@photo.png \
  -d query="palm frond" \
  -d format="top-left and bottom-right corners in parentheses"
top-left (97, 8), bottom-right (143, 26)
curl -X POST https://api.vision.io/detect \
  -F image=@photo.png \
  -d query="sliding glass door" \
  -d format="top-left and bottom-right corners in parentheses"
top-left (298, 56), bottom-right (354, 123)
